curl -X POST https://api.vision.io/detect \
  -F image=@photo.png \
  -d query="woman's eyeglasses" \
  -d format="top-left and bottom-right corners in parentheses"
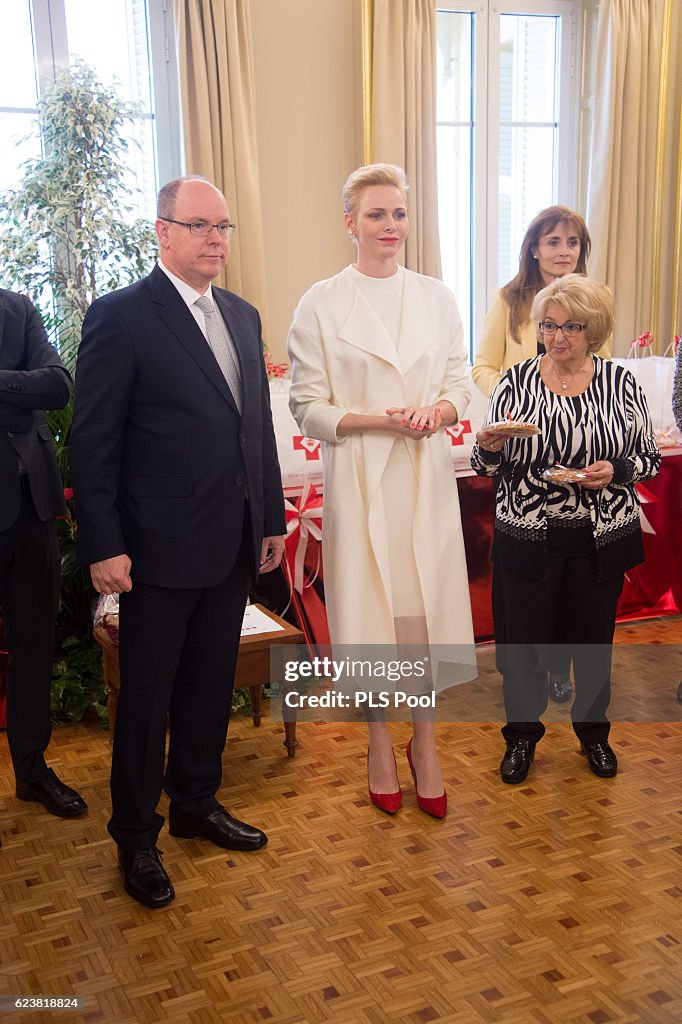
top-left (538, 320), bottom-right (586, 337)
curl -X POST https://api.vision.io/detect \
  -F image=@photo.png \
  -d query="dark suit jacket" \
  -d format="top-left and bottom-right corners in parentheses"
top-left (0, 289), bottom-right (71, 532)
top-left (69, 265), bottom-right (285, 588)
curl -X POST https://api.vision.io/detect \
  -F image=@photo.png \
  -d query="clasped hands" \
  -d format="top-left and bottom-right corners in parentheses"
top-left (386, 404), bottom-right (442, 439)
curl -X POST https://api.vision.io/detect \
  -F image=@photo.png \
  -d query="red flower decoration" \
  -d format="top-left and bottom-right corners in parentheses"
top-left (264, 352), bottom-right (289, 379)
top-left (63, 487), bottom-right (74, 500)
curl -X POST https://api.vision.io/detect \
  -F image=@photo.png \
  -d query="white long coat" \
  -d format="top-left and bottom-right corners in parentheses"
top-left (287, 265), bottom-right (475, 651)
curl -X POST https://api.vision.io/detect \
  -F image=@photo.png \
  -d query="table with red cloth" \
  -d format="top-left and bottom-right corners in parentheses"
top-left (458, 450), bottom-right (682, 640)
top-left (280, 451), bottom-right (682, 646)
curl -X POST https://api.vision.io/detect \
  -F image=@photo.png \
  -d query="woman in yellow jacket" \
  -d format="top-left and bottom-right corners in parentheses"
top-left (473, 205), bottom-right (612, 399)
top-left (473, 205), bottom-right (612, 703)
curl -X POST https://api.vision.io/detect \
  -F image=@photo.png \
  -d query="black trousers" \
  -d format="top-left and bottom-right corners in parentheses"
top-left (0, 477), bottom-right (60, 782)
top-left (493, 562), bottom-right (572, 678)
top-left (108, 514), bottom-right (253, 851)
top-left (497, 552), bottom-right (623, 745)
top-left (491, 476), bottom-right (571, 679)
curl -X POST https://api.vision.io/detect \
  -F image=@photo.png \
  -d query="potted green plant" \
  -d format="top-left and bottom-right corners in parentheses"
top-left (0, 60), bottom-right (158, 724)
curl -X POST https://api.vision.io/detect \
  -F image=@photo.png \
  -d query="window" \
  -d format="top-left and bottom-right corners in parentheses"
top-left (0, 1), bottom-right (41, 191)
top-left (437, 1), bottom-right (580, 359)
top-left (0, 0), bottom-right (181, 217)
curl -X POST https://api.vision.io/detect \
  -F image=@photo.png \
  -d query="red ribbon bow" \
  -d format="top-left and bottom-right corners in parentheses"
top-left (284, 484), bottom-right (323, 594)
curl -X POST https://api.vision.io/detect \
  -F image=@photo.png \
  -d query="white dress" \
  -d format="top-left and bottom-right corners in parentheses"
top-left (287, 264), bottom-right (476, 688)
top-left (348, 266), bottom-right (423, 619)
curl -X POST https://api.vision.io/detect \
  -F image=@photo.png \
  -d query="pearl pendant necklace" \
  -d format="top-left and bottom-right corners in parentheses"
top-left (552, 355), bottom-right (591, 391)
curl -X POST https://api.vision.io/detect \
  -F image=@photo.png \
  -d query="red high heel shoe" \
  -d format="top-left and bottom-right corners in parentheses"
top-left (406, 738), bottom-right (447, 818)
top-left (367, 750), bottom-right (402, 814)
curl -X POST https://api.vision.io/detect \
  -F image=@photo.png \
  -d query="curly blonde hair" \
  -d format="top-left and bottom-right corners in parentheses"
top-left (531, 274), bottom-right (614, 354)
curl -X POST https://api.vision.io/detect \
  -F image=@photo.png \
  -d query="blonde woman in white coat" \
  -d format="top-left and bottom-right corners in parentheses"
top-left (287, 164), bottom-right (475, 818)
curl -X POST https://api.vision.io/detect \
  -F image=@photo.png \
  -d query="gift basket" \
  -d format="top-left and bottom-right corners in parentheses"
top-left (93, 593), bottom-right (120, 657)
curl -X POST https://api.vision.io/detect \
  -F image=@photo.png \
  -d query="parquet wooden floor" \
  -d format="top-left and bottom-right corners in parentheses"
top-left (1, 617), bottom-right (681, 1024)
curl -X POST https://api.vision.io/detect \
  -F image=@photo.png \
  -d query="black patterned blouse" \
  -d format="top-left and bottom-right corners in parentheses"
top-left (471, 356), bottom-right (661, 582)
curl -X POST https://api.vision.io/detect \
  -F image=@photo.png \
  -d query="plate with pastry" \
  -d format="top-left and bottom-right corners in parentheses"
top-left (543, 465), bottom-right (588, 484)
top-left (486, 419), bottom-right (540, 438)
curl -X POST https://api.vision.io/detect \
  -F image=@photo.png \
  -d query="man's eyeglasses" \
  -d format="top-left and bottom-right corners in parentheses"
top-left (158, 218), bottom-right (236, 237)
top-left (538, 320), bottom-right (586, 337)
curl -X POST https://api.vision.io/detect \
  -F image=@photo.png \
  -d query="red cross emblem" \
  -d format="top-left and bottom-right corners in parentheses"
top-left (445, 420), bottom-right (472, 445)
top-left (293, 436), bottom-right (321, 461)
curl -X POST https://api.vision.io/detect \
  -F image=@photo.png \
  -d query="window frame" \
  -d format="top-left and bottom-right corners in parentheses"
top-left (437, 0), bottom-right (581, 358)
top-left (1, 0), bottom-right (182, 203)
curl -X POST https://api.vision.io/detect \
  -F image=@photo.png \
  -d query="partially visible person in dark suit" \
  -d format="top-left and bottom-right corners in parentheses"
top-left (0, 288), bottom-right (87, 824)
top-left (70, 176), bottom-right (286, 908)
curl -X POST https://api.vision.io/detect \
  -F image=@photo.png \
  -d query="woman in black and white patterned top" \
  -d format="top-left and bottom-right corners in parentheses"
top-left (471, 275), bottom-right (660, 784)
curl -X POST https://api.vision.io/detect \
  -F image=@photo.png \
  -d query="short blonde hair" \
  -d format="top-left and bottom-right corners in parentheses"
top-left (531, 274), bottom-right (614, 354)
top-left (341, 163), bottom-right (409, 218)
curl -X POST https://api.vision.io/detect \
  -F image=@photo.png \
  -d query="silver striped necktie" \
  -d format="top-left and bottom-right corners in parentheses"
top-left (194, 294), bottom-right (242, 413)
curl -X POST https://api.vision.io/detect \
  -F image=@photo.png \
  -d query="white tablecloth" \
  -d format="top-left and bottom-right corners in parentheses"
top-left (270, 360), bottom-right (679, 492)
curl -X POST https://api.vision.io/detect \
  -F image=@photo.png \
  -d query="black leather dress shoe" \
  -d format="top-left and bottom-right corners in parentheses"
top-left (169, 807), bottom-right (268, 851)
top-left (581, 741), bottom-right (618, 778)
top-left (16, 768), bottom-right (87, 817)
top-left (548, 673), bottom-right (573, 704)
top-left (118, 847), bottom-right (175, 909)
top-left (500, 738), bottom-right (536, 784)
top-left (677, 680), bottom-right (682, 703)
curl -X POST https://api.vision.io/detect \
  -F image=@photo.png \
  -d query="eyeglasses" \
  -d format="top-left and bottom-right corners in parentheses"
top-left (538, 320), bottom-right (586, 337)
top-left (158, 218), bottom-right (236, 237)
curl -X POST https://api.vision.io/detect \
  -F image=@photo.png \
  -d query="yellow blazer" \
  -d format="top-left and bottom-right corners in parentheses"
top-left (472, 290), bottom-right (614, 398)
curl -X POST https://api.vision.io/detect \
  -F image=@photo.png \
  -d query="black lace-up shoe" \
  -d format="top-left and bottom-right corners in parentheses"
top-left (118, 847), bottom-right (175, 909)
top-left (500, 738), bottom-right (536, 784)
top-left (548, 673), bottom-right (573, 703)
top-left (16, 769), bottom-right (87, 817)
top-left (581, 741), bottom-right (618, 778)
top-left (169, 807), bottom-right (267, 850)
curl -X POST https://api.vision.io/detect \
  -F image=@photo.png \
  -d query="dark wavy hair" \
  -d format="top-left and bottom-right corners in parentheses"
top-left (501, 205), bottom-right (591, 343)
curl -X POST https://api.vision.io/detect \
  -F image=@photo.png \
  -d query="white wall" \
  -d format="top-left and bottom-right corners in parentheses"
top-left (250, 0), bottom-right (363, 360)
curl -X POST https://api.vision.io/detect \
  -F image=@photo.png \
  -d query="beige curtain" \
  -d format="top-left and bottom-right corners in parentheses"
top-left (585, 0), bottom-right (680, 353)
top-left (368, 0), bottom-right (441, 277)
top-left (175, 0), bottom-right (269, 335)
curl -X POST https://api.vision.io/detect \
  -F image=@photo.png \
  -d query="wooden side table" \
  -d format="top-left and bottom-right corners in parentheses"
top-left (235, 605), bottom-right (304, 757)
top-left (95, 604), bottom-right (304, 756)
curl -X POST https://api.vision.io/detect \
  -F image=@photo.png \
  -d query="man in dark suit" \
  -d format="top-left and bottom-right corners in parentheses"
top-left (69, 176), bottom-right (286, 908)
top-left (0, 288), bottom-right (87, 821)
